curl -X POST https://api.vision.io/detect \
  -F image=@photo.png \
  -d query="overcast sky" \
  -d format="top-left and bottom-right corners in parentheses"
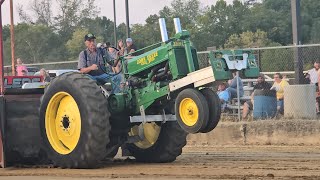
top-left (1, 0), bottom-right (235, 25)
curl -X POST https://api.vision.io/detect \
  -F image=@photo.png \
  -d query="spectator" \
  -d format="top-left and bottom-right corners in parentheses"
top-left (16, 58), bottom-right (28, 76)
top-left (39, 68), bottom-right (51, 82)
top-left (108, 46), bottom-right (117, 59)
top-left (125, 38), bottom-right (137, 56)
top-left (271, 73), bottom-right (289, 114)
top-left (227, 71), bottom-right (244, 99)
top-left (242, 73), bottom-right (272, 119)
top-left (108, 46), bottom-right (121, 73)
top-left (308, 61), bottom-right (319, 85)
top-left (117, 39), bottom-right (125, 56)
top-left (217, 83), bottom-right (230, 110)
top-left (78, 33), bottom-right (121, 93)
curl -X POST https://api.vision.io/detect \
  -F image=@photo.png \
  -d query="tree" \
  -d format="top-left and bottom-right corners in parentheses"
top-left (301, 0), bottom-right (320, 43)
top-left (65, 29), bottom-right (103, 60)
top-left (78, 16), bottom-right (115, 45)
top-left (17, 0), bottom-right (53, 26)
top-left (3, 24), bottom-right (65, 65)
top-left (260, 48), bottom-right (294, 72)
top-left (54, 0), bottom-right (99, 40)
top-left (310, 19), bottom-right (320, 43)
top-left (224, 30), bottom-right (276, 49)
top-left (243, 0), bottom-right (292, 45)
top-left (130, 14), bottom-right (162, 49)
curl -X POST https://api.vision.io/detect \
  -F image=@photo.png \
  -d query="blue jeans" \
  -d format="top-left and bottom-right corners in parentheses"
top-left (227, 87), bottom-right (244, 99)
top-left (87, 73), bottom-right (122, 94)
top-left (277, 99), bottom-right (284, 114)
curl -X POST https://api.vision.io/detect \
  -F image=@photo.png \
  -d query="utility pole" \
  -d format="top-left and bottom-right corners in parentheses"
top-left (125, 0), bottom-right (130, 38)
top-left (113, 0), bottom-right (117, 46)
top-left (10, 0), bottom-right (15, 76)
top-left (0, 0), bottom-right (6, 95)
top-left (291, 0), bottom-right (303, 84)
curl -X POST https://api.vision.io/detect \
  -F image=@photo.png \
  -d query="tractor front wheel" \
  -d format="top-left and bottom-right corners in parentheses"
top-left (39, 72), bottom-right (110, 168)
top-left (175, 88), bottom-right (209, 133)
top-left (200, 88), bottom-right (221, 133)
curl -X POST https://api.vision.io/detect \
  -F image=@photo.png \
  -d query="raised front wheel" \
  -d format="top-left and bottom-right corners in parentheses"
top-left (200, 88), bottom-right (221, 133)
top-left (175, 88), bottom-right (209, 133)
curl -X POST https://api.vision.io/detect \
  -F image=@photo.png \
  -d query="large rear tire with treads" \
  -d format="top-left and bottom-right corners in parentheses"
top-left (39, 72), bottom-right (110, 168)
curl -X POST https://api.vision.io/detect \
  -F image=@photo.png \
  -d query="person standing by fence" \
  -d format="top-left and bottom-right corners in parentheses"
top-left (271, 73), bottom-right (289, 114)
top-left (307, 61), bottom-right (319, 85)
top-left (16, 58), bottom-right (28, 76)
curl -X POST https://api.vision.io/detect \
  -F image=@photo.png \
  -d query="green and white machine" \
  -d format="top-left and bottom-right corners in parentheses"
top-left (39, 18), bottom-right (259, 168)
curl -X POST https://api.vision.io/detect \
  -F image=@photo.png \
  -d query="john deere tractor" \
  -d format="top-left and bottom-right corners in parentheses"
top-left (39, 18), bottom-right (259, 168)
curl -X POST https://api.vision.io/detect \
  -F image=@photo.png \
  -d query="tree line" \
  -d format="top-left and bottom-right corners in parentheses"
top-left (2, 0), bottom-right (320, 70)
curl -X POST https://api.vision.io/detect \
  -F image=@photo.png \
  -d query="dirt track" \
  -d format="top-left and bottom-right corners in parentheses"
top-left (0, 146), bottom-right (320, 180)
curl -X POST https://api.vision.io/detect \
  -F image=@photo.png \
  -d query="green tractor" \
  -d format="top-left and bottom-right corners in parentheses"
top-left (39, 18), bottom-right (259, 168)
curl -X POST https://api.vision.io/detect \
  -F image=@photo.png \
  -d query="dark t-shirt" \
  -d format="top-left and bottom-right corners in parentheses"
top-left (126, 44), bottom-right (137, 56)
top-left (253, 81), bottom-right (272, 90)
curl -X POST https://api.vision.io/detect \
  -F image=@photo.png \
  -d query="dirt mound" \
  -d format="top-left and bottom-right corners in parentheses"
top-left (187, 119), bottom-right (320, 146)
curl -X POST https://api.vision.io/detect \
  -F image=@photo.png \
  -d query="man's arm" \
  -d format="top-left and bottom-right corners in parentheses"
top-left (78, 51), bottom-right (97, 74)
top-left (80, 65), bottom-right (97, 74)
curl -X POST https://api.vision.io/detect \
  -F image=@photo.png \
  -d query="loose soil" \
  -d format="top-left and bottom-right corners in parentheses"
top-left (1, 145), bottom-right (319, 179)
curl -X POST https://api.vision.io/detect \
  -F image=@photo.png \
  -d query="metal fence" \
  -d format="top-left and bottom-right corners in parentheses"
top-left (4, 44), bottom-right (320, 76)
top-left (3, 44), bottom-right (319, 120)
top-left (197, 44), bottom-right (320, 76)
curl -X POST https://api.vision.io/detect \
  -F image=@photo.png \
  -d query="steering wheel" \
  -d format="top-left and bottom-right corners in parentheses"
top-left (99, 47), bottom-right (123, 76)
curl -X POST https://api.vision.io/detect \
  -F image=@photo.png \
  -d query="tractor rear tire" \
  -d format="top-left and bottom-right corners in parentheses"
top-left (39, 72), bottom-right (110, 168)
top-left (175, 88), bottom-right (209, 133)
top-left (200, 88), bottom-right (221, 133)
top-left (126, 122), bottom-right (187, 163)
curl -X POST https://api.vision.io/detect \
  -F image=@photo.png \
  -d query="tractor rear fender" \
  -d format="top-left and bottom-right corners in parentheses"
top-left (0, 89), bottom-right (44, 168)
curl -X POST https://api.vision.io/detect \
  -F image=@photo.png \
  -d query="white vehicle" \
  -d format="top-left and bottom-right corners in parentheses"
top-left (24, 69), bottom-right (78, 89)
top-left (34, 69), bottom-right (78, 78)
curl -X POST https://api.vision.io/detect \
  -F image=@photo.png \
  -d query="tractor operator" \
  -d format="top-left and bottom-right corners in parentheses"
top-left (78, 33), bottom-right (121, 93)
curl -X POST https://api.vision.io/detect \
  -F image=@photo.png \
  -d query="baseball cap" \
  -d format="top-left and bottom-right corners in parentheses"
top-left (126, 38), bottom-right (133, 42)
top-left (84, 33), bottom-right (96, 41)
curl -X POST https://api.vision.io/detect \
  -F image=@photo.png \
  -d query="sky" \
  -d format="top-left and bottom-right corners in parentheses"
top-left (1, 0), bottom-right (235, 25)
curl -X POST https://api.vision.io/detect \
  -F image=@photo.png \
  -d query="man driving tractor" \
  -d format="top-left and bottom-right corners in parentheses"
top-left (78, 33), bottom-right (122, 93)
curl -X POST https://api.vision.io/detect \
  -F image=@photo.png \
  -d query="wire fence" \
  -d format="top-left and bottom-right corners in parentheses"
top-left (4, 44), bottom-right (319, 120)
top-left (197, 44), bottom-right (320, 76)
top-left (4, 44), bottom-right (320, 76)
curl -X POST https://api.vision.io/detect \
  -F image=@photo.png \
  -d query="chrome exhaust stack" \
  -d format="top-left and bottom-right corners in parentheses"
top-left (159, 18), bottom-right (169, 42)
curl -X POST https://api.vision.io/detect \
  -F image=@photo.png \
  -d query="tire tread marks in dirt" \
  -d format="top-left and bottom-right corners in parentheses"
top-left (39, 72), bottom-right (110, 168)
top-left (127, 122), bottom-right (187, 163)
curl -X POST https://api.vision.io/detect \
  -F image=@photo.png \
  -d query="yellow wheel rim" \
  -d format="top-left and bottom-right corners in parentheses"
top-left (129, 122), bottom-right (161, 149)
top-left (45, 92), bottom-right (81, 155)
top-left (179, 98), bottom-right (199, 126)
